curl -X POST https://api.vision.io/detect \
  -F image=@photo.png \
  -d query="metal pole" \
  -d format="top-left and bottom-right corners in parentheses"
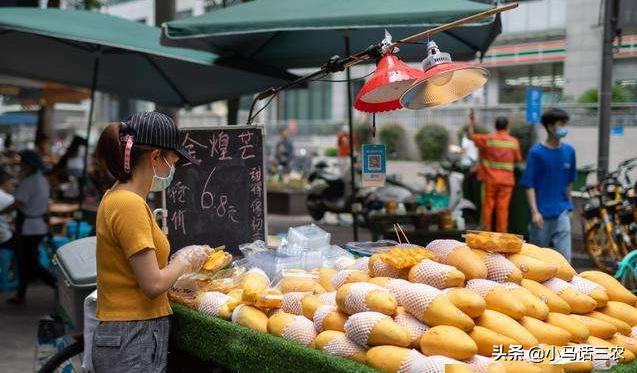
top-left (597, 0), bottom-right (617, 178)
top-left (78, 47), bottom-right (100, 213)
top-left (344, 33), bottom-right (359, 241)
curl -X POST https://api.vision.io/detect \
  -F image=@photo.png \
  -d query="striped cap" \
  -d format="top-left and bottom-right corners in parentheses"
top-left (120, 111), bottom-right (198, 165)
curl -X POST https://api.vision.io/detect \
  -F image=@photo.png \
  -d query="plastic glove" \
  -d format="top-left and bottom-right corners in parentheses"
top-left (170, 245), bottom-right (215, 274)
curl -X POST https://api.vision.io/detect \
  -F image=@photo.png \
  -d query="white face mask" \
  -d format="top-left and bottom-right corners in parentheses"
top-left (150, 156), bottom-right (175, 192)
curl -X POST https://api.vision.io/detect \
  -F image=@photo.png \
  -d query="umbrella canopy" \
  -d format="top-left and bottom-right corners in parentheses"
top-left (161, 0), bottom-right (501, 67)
top-left (0, 7), bottom-right (295, 106)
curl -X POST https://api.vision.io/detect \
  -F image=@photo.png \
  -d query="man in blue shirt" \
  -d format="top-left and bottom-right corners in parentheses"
top-left (520, 109), bottom-right (576, 262)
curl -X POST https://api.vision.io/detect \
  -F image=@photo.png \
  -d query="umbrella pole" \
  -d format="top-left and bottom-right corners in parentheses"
top-left (344, 33), bottom-right (358, 241)
top-left (78, 48), bottom-right (101, 221)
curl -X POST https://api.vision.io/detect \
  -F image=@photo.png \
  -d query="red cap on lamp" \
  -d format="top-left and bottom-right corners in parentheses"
top-left (354, 53), bottom-right (424, 113)
top-left (400, 41), bottom-right (488, 109)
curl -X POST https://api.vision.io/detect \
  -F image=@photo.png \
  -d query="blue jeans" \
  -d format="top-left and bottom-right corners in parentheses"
top-left (528, 210), bottom-right (572, 263)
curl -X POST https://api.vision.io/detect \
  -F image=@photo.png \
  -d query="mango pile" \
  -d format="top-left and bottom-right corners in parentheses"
top-left (171, 231), bottom-right (637, 373)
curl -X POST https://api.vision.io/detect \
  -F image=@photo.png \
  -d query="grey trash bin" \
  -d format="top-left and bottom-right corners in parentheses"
top-left (54, 236), bottom-right (97, 331)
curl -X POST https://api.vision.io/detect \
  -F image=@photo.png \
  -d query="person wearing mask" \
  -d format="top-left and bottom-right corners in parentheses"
top-left (91, 112), bottom-right (213, 373)
top-left (469, 113), bottom-right (522, 232)
top-left (275, 126), bottom-right (294, 174)
top-left (6, 150), bottom-right (54, 305)
top-left (520, 108), bottom-right (575, 262)
top-left (0, 169), bottom-right (15, 250)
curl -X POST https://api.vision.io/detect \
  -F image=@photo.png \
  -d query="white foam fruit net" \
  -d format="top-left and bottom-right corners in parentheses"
top-left (632, 326), bottom-right (637, 339)
top-left (542, 277), bottom-right (571, 295)
top-left (231, 304), bottom-right (246, 324)
top-left (370, 258), bottom-right (403, 278)
top-left (466, 355), bottom-right (496, 373)
top-left (425, 239), bottom-right (465, 262)
top-left (334, 257), bottom-right (357, 271)
top-left (198, 291), bottom-right (232, 316)
top-left (397, 349), bottom-right (428, 373)
top-left (483, 253), bottom-right (517, 283)
top-left (399, 283), bottom-right (442, 320)
top-left (394, 312), bottom-right (429, 344)
top-left (281, 315), bottom-right (317, 346)
top-left (570, 275), bottom-right (602, 296)
top-left (409, 259), bottom-right (458, 289)
top-left (342, 282), bottom-right (386, 315)
top-left (385, 278), bottom-right (413, 304)
top-left (313, 304), bottom-right (337, 333)
top-left (350, 257), bottom-right (370, 272)
top-left (319, 291), bottom-right (337, 306)
top-left (323, 334), bottom-right (365, 358)
top-left (344, 311), bottom-right (390, 347)
top-left (465, 279), bottom-right (502, 298)
top-left (332, 270), bottom-right (358, 290)
top-left (282, 292), bottom-right (308, 315)
top-left (500, 281), bottom-right (522, 290)
top-left (407, 355), bottom-right (464, 373)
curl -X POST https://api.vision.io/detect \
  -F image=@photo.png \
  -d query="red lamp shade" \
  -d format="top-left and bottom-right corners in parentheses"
top-left (354, 53), bottom-right (424, 113)
top-left (400, 41), bottom-right (488, 110)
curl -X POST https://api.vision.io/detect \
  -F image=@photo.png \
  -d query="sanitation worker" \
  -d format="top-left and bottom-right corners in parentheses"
top-left (468, 111), bottom-right (522, 232)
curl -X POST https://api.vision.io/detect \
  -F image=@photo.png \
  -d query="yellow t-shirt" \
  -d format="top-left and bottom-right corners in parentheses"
top-left (95, 189), bottom-right (172, 321)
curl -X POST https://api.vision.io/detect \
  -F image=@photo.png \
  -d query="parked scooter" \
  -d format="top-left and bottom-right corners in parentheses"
top-left (306, 157), bottom-right (369, 222)
top-left (361, 147), bottom-right (478, 228)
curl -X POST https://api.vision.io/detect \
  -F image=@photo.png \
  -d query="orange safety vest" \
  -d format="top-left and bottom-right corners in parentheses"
top-left (472, 130), bottom-right (522, 186)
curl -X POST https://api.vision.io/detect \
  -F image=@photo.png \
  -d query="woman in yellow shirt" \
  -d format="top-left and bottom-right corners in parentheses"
top-left (92, 112), bottom-right (212, 373)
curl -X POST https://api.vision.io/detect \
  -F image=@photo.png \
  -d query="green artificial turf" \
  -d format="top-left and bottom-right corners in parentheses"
top-left (596, 360), bottom-right (637, 373)
top-left (170, 303), bottom-right (637, 373)
top-left (170, 303), bottom-right (379, 373)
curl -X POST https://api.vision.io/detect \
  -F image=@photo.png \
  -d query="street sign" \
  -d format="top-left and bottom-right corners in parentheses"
top-left (612, 125), bottom-right (624, 136)
top-left (526, 87), bottom-right (542, 125)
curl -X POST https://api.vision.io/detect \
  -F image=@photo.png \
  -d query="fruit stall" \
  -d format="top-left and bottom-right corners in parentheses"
top-left (166, 226), bottom-right (637, 373)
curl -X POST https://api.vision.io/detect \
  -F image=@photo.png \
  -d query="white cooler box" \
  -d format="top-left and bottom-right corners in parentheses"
top-left (53, 236), bottom-right (97, 332)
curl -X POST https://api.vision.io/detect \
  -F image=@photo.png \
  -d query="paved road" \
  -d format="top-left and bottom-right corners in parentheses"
top-left (0, 284), bottom-right (56, 373)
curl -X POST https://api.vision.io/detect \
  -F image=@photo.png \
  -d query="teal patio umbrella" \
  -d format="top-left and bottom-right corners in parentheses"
top-left (161, 0), bottom-right (503, 240)
top-left (161, 0), bottom-right (501, 66)
top-left (0, 7), bottom-right (294, 205)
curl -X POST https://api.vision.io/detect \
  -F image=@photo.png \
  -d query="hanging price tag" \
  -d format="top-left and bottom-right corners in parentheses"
top-left (361, 144), bottom-right (386, 187)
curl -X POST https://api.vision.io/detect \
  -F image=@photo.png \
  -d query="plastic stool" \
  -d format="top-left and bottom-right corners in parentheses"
top-left (0, 248), bottom-right (18, 292)
top-left (65, 220), bottom-right (92, 239)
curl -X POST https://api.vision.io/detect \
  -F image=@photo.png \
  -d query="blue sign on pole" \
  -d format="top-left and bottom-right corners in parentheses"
top-left (526, 87), bottom-right (543, 125)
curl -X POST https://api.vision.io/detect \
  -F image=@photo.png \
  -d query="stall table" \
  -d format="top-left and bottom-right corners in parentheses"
top-left (367, 210), bottom-right (463, 244)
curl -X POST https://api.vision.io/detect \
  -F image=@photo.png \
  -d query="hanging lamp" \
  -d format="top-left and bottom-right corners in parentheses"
top-left (354, 52), bottom-right (424, 113)
top-left (400, 41), bottom-right (488, 110)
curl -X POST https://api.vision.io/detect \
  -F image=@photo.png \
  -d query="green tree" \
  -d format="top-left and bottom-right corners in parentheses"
top-left (379, 124), bottom-right (405, 160)
top-left (577, 84), bottom-right (634, 103)
top-left (509, 121), bottom-right (538, 160)
top-left (415, 124), bottom-right (449, 161)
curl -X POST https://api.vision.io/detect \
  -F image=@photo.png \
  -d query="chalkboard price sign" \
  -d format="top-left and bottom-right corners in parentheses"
top-left (166, 126), bottom-right (266, 255)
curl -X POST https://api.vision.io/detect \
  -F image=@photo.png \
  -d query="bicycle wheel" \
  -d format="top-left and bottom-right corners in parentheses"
top-left (38, 336), bottom-right (84, 373)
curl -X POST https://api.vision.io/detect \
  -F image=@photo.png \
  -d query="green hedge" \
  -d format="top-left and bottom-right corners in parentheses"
top-left (170, 303), bottom-right (637, 373)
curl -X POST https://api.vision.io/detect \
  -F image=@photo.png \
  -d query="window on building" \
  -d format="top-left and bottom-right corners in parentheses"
top-left (276, 81), bottom-right (332, 121)
top-left (106, 0), bottom-right (136, 5)
top-left (174, 9), bottom-right (192, 20)
top-left (499, 62), bottom-right (564, 103)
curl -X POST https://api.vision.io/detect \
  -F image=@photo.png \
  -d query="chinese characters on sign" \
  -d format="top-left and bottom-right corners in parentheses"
top-left (249, 166), bottom-right (264, 241)
top-left (166, 127), bottom-right (265, 254)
